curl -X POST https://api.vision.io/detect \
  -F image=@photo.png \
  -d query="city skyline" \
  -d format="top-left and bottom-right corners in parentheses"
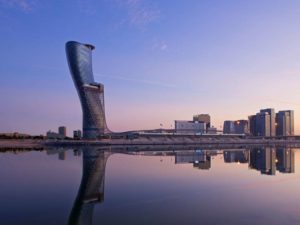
top-left (1, 0), bottom-right (300, 136)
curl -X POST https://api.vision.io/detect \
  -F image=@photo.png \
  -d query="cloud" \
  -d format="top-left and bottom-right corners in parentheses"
top-left (77, 0), bottom-right (97, 15)
top-left (115, 0), bottom-right (160, 28)
top-left (152, 38), bottom-right (168, 51)
top-left (0, 0), bottom-right (36, 12)
top-left (160, 43), bottom-right (168, 51)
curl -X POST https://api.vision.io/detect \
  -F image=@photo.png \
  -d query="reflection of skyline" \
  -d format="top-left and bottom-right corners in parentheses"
top-left (249, 148), bottom-right (276, 175)
top-left (224, 150), bottom-right (249, 164)
top-left (175, 150), bottom-right (218, 170)
top-left (222, 148), bottom-right (295, 175)
top-left (44, 146), bottom-right (297, 224)
top-left (276, 148), bottom-right (295, 173)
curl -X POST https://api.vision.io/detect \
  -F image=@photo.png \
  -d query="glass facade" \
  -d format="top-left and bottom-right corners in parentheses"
top-left (66, 41), bottom-right (110, 139)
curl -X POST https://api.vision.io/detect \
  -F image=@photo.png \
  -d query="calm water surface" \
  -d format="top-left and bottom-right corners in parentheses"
top-left (1, 146), bottom-right (300, 225)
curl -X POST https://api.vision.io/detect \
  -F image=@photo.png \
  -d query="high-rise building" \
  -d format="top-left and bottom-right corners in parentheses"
top-left (256, 112), bottom-right (271, 136)
top-left (276, 110), bottom-right (294, 136)
top-left (193, 114), bottom-right (211, 128)
top-left (223, 120), bottom-right (248, 134)
top-left (248, 115), bottom-right (257, 136)
top-left (66, 41), bottom-right (110, 139)
top-left (260, 108), bottom-right (275, 136)
top-left (234, 120), bottom-right (249, 134)
top-left (223, 121), bottom-right (235, 134)
top-left (58, 126), bottom-right (67, 137)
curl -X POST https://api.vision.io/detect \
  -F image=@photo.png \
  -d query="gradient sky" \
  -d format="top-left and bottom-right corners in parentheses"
top-left (0, 0), bottom-right (300, 135)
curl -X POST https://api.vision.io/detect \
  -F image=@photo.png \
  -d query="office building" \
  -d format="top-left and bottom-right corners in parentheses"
top-left (193, 114), bottom-right (211, 128)
top-left (66, 41), bottom-right (110, 139)
top-left (260, 108), bottom-right (275, 136)
top-left (175, 120), bottom-right (206, 134)
top-left (223, 120), bottom-right (249, 134)
top-left (248, 115), bottom-right (257, 136)
top-left (223, 121), bottom-right (235, 134)
top-left (276, 110), bottom-right (294, 136)
top-left (58, 126), bottom-right (67, 137)
top-left (256, 112), bottom-right (271, 136)
top-left (234, 120), bottom-right (249, 134)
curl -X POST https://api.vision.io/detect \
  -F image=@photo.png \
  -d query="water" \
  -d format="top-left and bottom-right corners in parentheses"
top-left (1, 146), bottom-right (300, 225)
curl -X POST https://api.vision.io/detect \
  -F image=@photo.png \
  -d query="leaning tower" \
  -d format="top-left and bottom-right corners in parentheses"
top-left (66, 41), bottom-right (110, 139)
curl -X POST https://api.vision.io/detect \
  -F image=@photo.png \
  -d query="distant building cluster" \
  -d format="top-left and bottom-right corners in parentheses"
top-left (175, 114), bottom-right (217, 134)
top-left (46, 126), bottom-right (82, 139)
top-left (223, 108), bottom-right (294, 137)
top-left (249, 108), bottom-right (294, 136)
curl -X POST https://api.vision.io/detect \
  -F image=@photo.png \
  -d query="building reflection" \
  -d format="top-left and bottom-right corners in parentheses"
top-left (175, 150), bottom-right (218, 170)
top-left (46, 146), bottom-right (295, 224)
top-left (276, 148), bottom-right (295, 173)
top-left (223, 150), bottom-right (249, 164)
top-left (68, 148), bottom-right (111, 225)
top-left (249, 147), bottom-right (276, 175)
top-left (220, 147), bottom-right (295, 175)
top-left (249, 147), bottom-right (295, 175)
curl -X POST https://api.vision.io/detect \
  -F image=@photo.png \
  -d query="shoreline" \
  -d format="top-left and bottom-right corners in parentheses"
top-left (1, 137), bottom-right (300, 150)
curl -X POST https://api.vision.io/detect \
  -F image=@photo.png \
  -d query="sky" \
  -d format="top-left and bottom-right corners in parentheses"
top-left (0, 0), bottom-right (300, 135)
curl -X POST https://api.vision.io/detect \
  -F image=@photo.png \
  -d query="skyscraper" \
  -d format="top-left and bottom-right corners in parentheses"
top-left (58, 126), bottom-right (67, 137)
top-left (66, 41), bottom-right (110, 139)
top-left (276, 110), bottom-right (294, 136)
top-left (223, 121), bottom-right (235, 134)
top-left (256, 112), bottom-right (271, 136)
top-left (260, 108), bottom-right (275, 136)
top-left (248, 115), bottom-right (257, 136)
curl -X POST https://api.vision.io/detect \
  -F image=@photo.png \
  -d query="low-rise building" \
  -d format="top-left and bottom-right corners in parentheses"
top-left (193, 114), bottom-right (211, 128)
top-left (175, 120), bottom-right (206, 134)
top-left (73, 130), bottom-right (82, 139)
top-left (46, 131), bottom-right (64, 139)
top-left (207, 127), bottom-right (217, 134)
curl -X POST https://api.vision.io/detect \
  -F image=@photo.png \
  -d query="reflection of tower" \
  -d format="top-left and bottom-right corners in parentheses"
top-left (249, 148), bottom-right (276, 175)
top-left (276, 148), bottom-right (295, 173)
top-left (68, 148), bottom-right (111, 225)
top-left (66, 41), bottom-right (110, 139)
